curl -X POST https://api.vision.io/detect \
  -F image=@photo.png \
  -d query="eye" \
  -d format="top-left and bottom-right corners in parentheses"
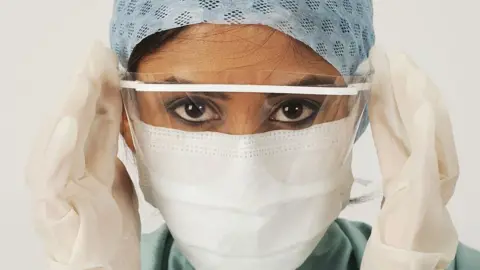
top-left (270, 99), bottom-right (320, 123)
top-left (169, 97), bottom-right (220, 123)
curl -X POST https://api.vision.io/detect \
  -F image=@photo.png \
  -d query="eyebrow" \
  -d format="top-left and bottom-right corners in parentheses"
top-left (161, 75), bottom-right (337, 86)
top-left (155, 75), bottom-right (338, 99)
top-left (285, 75), bottom-right (337, 86)
top-left (266, 75), bottom-right (338, 98)
top-left (160, 76), bottom-right (231, 100)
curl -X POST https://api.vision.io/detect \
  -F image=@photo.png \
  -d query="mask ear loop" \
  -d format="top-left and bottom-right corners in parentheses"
top-left (349, 178), bottom-right (383, 205)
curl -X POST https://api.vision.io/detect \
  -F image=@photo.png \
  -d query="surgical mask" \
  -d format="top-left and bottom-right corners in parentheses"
top-left (120, 70), bottom-right (372, 269)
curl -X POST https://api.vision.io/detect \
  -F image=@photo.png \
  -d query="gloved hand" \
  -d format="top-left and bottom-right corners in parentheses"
top-left (26, 42), bottom-right (140, 270)
top-left (361, 48), bottom-right (459, 269)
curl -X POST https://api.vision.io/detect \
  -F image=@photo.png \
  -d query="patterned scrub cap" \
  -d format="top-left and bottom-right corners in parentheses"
top-left (109, 0), bottom-right (375, 76)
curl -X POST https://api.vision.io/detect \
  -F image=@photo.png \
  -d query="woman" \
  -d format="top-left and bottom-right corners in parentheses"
top-left (27, 0), bottom-right (480, 269)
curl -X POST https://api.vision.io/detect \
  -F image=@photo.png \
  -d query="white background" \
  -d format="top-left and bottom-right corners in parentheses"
top-left (4, 0), bottom-right (480, 268)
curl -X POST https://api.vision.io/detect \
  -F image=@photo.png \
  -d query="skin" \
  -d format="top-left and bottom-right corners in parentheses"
top-left (121, 24), bottom-right (351, 150)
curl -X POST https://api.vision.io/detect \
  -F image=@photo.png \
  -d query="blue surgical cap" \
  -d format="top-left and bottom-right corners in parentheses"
top-left (110, 0), bottom-right (374, 76)
top-left (109, 0), bottom-right (374, 137)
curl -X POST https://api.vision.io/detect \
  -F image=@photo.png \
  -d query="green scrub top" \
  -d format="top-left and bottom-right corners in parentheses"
top-left (140, 219), bottom-right (480, 270)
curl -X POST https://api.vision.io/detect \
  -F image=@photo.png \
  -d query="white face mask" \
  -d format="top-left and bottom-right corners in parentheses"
top-left (132, 116), bottom-right (355, 270)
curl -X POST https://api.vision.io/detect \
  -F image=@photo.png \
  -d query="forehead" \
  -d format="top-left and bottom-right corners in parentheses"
top-left (137, 24), bottom-right (340, 80)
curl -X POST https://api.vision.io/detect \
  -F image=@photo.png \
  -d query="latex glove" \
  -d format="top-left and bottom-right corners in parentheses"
top-left (361, 48), bottom-right (459, 269)
top-left (26, 42), bottom-right (140, 270)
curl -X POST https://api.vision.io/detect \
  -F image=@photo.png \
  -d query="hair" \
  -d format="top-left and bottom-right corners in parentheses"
top-left (127, 28), bottom-right (185, 72)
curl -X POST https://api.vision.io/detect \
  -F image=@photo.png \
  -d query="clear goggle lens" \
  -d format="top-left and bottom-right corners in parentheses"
top-left (120, 71), bottom-right (371, 135)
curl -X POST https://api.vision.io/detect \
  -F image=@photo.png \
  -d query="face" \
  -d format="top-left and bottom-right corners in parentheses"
top-left (122, 24), bottom-right (351, 149)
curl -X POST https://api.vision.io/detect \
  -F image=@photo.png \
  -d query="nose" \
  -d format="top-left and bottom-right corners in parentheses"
top-left (219, 110), bottom-right (263, 135)
top-left (217, 93), bottom-right (266, 135)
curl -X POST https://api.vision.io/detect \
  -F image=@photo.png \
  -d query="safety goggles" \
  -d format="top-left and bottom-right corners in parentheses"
top-left (120, 71), bottom-right (370, 133)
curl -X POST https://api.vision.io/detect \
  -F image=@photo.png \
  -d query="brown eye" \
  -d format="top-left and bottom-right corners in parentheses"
top-left (270, 99), bottom-right (320, 123)
top-left (181, 102), bottom-right (206, 119)
top-left (170, 97), bottom-right (220, 123)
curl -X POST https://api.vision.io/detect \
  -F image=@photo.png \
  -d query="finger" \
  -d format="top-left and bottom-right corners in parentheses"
top-left (379, 104), bottom-right (438, 248)
top-left (24, 74), bottom-right (89, 190)
top-left (83, 46), bottom-right (122, 184)
top-left (371, 51), bottom-right (408, 152)
top-left (391, 103), bottom-right (437, 204)
top-left (368, 51), bottom-right (409, 181)
top-left (62, 75), bottom-right (101, 182)
top-left (425, 78), bottom-right (459, 202)
top-left (391, 56), bottom-right (429, 144)
top-left (26, 73), bottom-right (99, 200)
top-left (84, 82), bottom-right (122, 185)
top-left (410, 103), bottom-right (438, 193)
top-left (28, 116), bottom-right (78, 200)
top-left (392, 55), bottom-right (458, 202)
top-left (65, 175), bottom-right (123, 267)
top-left (435, 111), bottom-right (458, 202)
top-left (43, 116), bottom-right (79, 197)
top-left (65, 42), bottom-right (119, 149)
top-left (85, 41), bottom-right (121, 89)
top-left (398, 104), bottom-right (455, 250)
top-left (63, 44), bottom-right (120, 183)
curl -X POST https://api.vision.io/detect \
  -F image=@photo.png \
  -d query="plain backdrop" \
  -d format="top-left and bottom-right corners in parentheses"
top-left (3, 0), bottom-right (480, 268)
